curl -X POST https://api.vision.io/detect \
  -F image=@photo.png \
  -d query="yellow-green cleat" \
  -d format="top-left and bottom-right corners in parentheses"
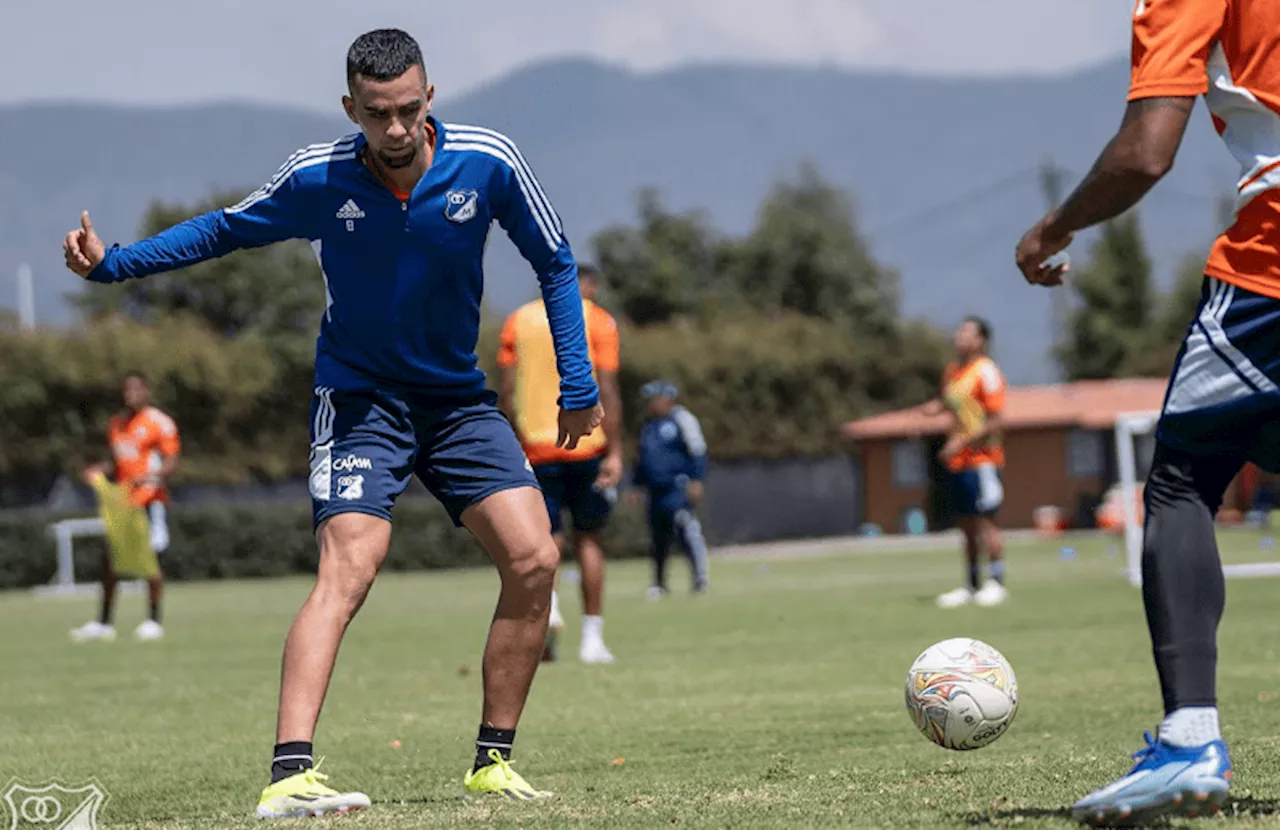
top-left (256, 765), bottom-right (371, 819)
top-left (463, 749), bottom-right (554, 801)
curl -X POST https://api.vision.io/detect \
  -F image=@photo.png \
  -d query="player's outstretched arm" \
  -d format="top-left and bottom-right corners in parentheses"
top-left (1017, 0), bottom-right (1217, 285)
top-left (488, 130), bottom-right (599, 416)
top-left (1016, 97), bottom-right (1194, 285)
top-left (65, 207), bottom-right (252, 284)
top-left (66, 148), bottom-right (319, 284)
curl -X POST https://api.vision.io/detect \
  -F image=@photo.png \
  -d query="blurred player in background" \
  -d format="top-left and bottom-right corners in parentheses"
top-left (63, 28), bottom-right (603, 817)
top-left (1015, 0), bottom-right (1279, 820)
top-left (71, 372), bottom-right (180, 642)
top-left (499, 264), bottom-right (623, 665)
top-left (929, 317), bottom-right (1008, 610)
top-left (632, 381), bottom-right (710, 597)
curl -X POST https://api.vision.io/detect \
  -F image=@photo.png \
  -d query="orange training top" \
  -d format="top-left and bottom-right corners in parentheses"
top-left (108, 407), bottom-right (180, 508)
top-left (1129, 0), bottom-right (1280, 297)
top-left (941, 356), bottom-right (1007, 472)
top-left (498, 299), bottom-right (619, 465)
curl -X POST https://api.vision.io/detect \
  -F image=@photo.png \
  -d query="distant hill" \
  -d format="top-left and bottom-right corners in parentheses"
top-left (0, 57), bottom-right (1237, 382)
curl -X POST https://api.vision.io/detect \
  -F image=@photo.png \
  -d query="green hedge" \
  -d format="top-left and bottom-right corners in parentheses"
top-left (0, 497), bottom-right (655, 591)
top-left (611, 315), bottom-right (946, 460)
top-left (0, 315), bottom-right (297, 487)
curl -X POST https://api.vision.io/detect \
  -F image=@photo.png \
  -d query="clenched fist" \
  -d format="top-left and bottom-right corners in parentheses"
top-left (63, 211), bottom-right (105, 278)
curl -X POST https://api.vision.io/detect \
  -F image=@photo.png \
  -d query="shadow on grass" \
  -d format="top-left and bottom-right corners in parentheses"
top-left (957, 795), bottom-right (1280, 826)
top-left (1222, 795), bottom-right (1280, 818)
top-left (956, 806), bottom-right (1071, 826)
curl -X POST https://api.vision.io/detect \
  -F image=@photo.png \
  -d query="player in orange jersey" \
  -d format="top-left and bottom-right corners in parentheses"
top-left (928, 317), bottom-right (1008, 610)
top-left (1013, 0), bottom-right (1280, 820)
top-left (498, 265), bottom-right (623, 664)
top-left (71, 372), bottom-right (180, 642)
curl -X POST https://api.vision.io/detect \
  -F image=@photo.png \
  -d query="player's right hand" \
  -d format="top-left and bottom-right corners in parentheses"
top-left (557, 403), bottom-right (604, 451)
top-left (63, 211), bottom-right (105, 278)
top-left (1015, 213), bottom-right (1072, 287)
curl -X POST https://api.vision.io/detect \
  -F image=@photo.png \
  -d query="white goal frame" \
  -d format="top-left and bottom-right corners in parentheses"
top-left (1115, 410), bottom-right (1280, 586)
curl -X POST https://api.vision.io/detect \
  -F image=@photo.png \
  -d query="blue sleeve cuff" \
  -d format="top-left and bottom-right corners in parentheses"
top-left (558, 387), bottom-right (600, 412)
top-left (85, 247), bottom-right (121, 283)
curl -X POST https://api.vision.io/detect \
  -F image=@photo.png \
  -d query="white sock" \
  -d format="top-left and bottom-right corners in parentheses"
top-left (549, 590), bottom-right (561, 625)
top-left (1159, 706), bottom-right (1221, 747)
top-left (582, 615), bottom-right (604, 645)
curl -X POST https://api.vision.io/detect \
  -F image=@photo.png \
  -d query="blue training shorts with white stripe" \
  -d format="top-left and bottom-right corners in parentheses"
top-left (950, 464), bottom-right (1004, 518)
top-left (1158, 276), bottom-right (1280, 472)
top-left (308, 386), bottom-right (540, 529)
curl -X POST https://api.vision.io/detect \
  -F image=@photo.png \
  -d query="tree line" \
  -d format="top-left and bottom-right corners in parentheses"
top-left (2, 164), bottom-right (949, 502)
top-left (3, 165), bottom-right (1218, 503)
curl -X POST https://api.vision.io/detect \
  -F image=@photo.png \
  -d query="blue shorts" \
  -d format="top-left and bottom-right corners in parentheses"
top-left (533, 457), bottom-right (615, 534)
top-left (1158, 277), bottom-right (1280, 472)
top-left (308, 387), bottom-right (539, 528)
top-left (950, 465), bottom-right (1004, 518)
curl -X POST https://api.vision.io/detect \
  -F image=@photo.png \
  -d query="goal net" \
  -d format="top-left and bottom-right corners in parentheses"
top-left (1115, 410), bottom-right (1280, 586)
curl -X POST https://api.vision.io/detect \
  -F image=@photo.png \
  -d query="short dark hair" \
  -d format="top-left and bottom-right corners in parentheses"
top-left (121, 370), bottom-right (147, 385)
top-left (964, 315), bottom-right (992, 343)
top-left (577, 263), bottom-right (601, 281)
top-left (346, 29), bottom-right (426, 87)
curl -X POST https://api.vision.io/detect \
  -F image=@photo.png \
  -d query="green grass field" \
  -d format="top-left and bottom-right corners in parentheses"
top-left (6, 530), bottom-right (1280, 828)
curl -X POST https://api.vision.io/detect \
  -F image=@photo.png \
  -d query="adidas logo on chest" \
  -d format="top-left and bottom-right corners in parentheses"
top-left (337, 199), bottom-right (365, 231)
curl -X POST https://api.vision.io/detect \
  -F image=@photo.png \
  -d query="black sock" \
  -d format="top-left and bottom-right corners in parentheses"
top-left (1142, 444), bottom-right (1238, 713)
top-left (150, 599), bottom-right (162, 624)
top-left (988, 559), bottom-right (1006, 585)
top-left (474, 726), bottom-right (515, 771)
top-left (271, 741), bottom-right (314, 783)
top-left (100, 588), bottom-right (115, 626)
top-left (966, 561), bottom-right (981, 592)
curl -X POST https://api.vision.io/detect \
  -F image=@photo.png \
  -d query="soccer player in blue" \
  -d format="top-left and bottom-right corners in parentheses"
top-left (632, 381), bottom-right (710, 597)
top-left (62, 29), bottom-right (603, 818)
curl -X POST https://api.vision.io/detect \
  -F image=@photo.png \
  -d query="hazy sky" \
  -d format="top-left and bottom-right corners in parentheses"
top-left (6, 1), bottom-right (1130, 111)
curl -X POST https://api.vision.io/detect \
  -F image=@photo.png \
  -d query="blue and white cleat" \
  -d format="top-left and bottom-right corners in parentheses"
top-left (1072, 732), bottom-right (1231, 826)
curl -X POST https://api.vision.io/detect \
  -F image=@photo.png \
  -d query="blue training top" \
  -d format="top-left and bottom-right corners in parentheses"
top-left (87, 118), bottom-right (599, 409)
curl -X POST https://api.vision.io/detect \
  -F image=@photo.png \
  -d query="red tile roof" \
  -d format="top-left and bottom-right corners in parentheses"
top-left (841, 378), bottom-right (1169, 441)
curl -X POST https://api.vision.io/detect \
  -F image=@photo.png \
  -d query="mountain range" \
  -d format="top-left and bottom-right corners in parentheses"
top-left (0, 57), bottom-right (1237, 382)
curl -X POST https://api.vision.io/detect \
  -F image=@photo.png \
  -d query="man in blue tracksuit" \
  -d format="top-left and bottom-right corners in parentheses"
top-left (61, 28), bottom-right (599, 814)
top-left (633, 381), bottom-right (710, 597)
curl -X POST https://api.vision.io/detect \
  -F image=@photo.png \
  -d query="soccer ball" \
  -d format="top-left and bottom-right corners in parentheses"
top-left (904, 638), bottom-right (1018, 750)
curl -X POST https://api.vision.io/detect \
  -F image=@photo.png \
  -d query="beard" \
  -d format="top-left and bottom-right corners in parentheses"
top-left (378, 143), bottom-right (418, 170)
